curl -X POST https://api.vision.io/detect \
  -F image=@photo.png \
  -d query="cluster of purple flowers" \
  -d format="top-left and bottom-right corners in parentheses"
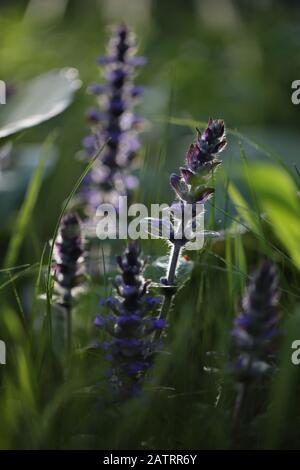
top-left (94, 241), bottom-right (163, 396)
top-left (80, 24), bottom-right (146, 214)
top-left (53, 213), bottom-right (85, 310)
top-left (231, 260), bottom-right (280, 383)
top-left (156, 120), bottom-right (227, 289)
top-left (170, 119), bottom-right (227, 205)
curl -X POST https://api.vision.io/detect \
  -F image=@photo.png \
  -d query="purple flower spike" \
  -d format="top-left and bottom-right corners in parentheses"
top-left (158, 120), bottom-right (226, 295)
top-left (53, 213), bottom-right (85, 310)
top-left (95, 242), bottom-right (163, 397)
top-left (231, 260), bottom-right (281, 383)
top-left (79, 24), bottom-right (146, 215)
top-left (184, 120), bottom-right (226, 176)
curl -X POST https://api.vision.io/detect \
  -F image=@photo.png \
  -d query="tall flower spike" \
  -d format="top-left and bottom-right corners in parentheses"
top-left (94, 241), bottom-right (163, 397)
top-left (231, 260), bottom-right (280, 383)
top-left (163, 120), bottom-right (226, 283)
top-left (53, 213), bottom-right (85, 310)
top-left (80, 24), bottom-right (146, 215)
top-left (171, 118), bottom-right (226, 201)
top-left (144, 120), bottom-right (227, 341)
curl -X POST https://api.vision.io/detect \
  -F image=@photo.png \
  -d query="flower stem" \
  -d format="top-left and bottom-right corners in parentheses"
top-left (66, 305), bottom-right (72, 353)
top-left (156, 242), bottom-right (182, 338)
top-left (233, 354), bottom-right (253, 424)
top-left (64, 290), bottom-right (72, 353)
top-left (158, 295), bottom-right (172, 326)
top-left (166, 242), bottom-right (182, 285)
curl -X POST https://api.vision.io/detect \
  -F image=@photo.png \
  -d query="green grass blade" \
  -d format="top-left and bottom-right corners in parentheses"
top-left (0, 263), bottom-right (39, 290)
top-left (3, 134), bottom-right (54, 269)
top-left (45, 143), bottom-right (106, 342)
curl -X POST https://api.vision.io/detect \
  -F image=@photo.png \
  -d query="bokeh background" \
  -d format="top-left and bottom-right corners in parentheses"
top-left (1, 0), bottom-right (300, 450)
top-left (1, 0), bottom-right (300, 254)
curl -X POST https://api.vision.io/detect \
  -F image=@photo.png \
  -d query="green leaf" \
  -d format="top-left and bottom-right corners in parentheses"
top-left (0, 68), bottom-right (81, 139)
top-left (3, 135), bottom-right (54, 268)
top-left (246, 164), bottom-right (300, 269)
top-left (228, 182), bottom-right (261, 233)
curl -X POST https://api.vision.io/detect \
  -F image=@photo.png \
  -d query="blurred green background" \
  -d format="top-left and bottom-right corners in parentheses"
top-left (1, 0), bottom-right (300, 450)
top-left (1, 0), bottom-right (300, 255)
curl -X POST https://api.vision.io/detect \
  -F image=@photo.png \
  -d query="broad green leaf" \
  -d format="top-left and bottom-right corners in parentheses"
top-left (0, 68), bottom-right (81, 139)
top-left (247, 164), bottom-right (300, 269)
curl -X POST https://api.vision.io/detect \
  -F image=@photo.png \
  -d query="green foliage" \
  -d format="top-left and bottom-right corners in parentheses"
top-left (0, 69), bottom-right (80, 139)
top-left (0, 0), bottom-right (300, 451)
top-left (245, 164), bottom-right (300, 270)
top-left (4, 135), bottom-right (54, 268)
